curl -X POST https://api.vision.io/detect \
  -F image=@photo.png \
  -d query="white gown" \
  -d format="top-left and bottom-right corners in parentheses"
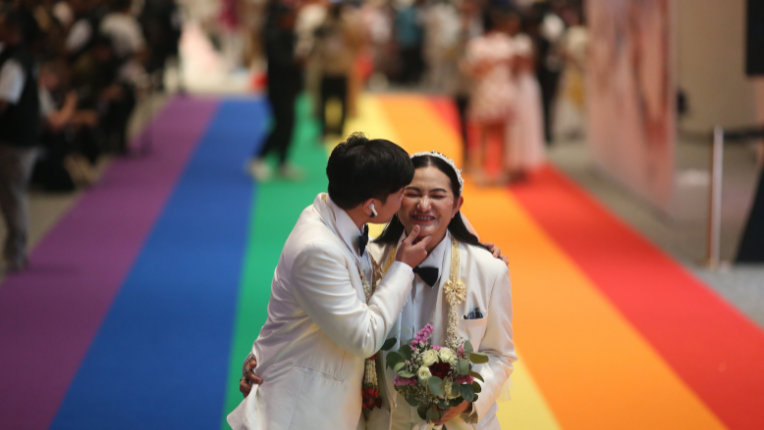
top-left (506, 34), bottom-right (546, 171)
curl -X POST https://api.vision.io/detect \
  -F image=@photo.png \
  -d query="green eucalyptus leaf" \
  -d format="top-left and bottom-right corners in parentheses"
top-left (463, 341), bottom-right (474, 353)
top-left (417, 405), bottom-right (428, 420)
top-left (469, 371), bottom-right (484, 382)
top-left (386, 353), bottom-right (404, 370)
top-left (405, 395), bottom-right (420, 407)
top-left (428, 376), bottom-right (444, 396)
top-left (399, 345), bottom-right (414, 360)
top-left (450, 397), bottom-right (464, 408)
top-left (471, 381), bottom-right (482, 393)
top-left (468, 352), bottom-right (489, 364)
top-left (396, 370), bottom-right (415, 378)
top-left (426, 405), bottom-right (441, 422)
top-left (381, 338), bottom-right (398, 351)
top-left (459, 384), bottom-right (476, 402)
top-left (457, 359), bottom-right (470, 376)
top-left (393, 361), bottom-right (407, 373)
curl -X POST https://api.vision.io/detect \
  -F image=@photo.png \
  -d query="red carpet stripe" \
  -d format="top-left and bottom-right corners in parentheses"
top-left (508, 168), bottom-right (764, 430)
top-left (428, 97), bottom-right (764, 429)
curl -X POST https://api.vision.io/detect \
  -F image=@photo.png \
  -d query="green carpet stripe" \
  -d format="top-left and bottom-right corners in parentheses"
top-left (221, 95), bottom-right (328, 428)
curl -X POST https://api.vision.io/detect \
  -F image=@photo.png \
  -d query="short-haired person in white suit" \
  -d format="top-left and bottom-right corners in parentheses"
top-left (227, 134), bottom-right (434, 430)
top-left (366, 152), bottom-right (516, 430)
top-left (240, 150), bottom-right (515, 430)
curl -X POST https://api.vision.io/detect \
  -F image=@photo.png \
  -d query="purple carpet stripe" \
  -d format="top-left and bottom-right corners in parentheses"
top-left (0, 97), bottom-right (219, 430)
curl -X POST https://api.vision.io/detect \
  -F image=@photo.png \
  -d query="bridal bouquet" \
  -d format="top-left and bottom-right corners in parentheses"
top-left (382, 324), bottom-right (488, 430)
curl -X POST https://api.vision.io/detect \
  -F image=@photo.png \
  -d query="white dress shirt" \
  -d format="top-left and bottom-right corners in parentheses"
top-left (391, 232), bottom-right (451, 426)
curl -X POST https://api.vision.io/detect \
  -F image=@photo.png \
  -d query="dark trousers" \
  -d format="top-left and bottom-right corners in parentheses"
top-left (102, 87), bottom-right (137, 154)
top-left (0, 144), bottom-right (38, 265)
top-left (737, 168), bottom-right (764, 262)
top-left (538, 68), bottom-right (561, 145)
top-left (454, 94), bottom-right (469, 161)
top-left (257, 90), bottom-right (298, 165)
top-left (319, 75), bottom-right (348, 137)
top-left (400, 46), bottom-right (424, 84)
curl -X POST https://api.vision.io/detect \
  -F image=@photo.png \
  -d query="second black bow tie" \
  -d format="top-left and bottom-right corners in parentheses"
top-left (357, 225), bottom-right (369, 256)
top-left (413, 266), bottom-right (439, 287)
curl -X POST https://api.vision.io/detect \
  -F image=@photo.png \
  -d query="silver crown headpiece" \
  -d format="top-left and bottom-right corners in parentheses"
top-left (410, 151), bottom-right (464, 194)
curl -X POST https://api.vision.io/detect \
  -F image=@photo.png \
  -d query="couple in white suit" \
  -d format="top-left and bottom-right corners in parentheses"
top-left (228, 134), bottom-right (516, 430)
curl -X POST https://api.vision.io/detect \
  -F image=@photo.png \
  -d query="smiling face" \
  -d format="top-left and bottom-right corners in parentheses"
top-left (398, 166), bottom-right (463, 250)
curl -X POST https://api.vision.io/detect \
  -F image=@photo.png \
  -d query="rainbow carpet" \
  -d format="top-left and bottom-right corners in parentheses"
top-left (0, 95), bottom-right (762, 430)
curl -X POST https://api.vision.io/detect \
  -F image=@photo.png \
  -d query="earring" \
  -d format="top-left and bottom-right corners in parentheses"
top-left (369, 203), bottom-right (378, 218)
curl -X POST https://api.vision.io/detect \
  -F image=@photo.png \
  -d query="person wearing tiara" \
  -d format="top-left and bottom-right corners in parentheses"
top-left (366, 152), bottom-right (516, 430)
top-left (237, 149), bottom-right (512, 430)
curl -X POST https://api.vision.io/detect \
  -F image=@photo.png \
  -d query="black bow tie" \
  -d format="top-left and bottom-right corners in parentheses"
top-left (413, 266), bottom-right (439, 287)
top-left (357, 225), bottom-right (369, 256)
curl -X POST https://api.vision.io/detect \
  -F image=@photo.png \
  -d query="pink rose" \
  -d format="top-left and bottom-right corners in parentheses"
top-left (394, 376), bottom-right (417, 386)
top-left (455, 375), bottom-right (475, 385)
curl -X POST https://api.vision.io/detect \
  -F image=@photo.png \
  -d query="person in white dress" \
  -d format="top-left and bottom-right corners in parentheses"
top-left (506, 33), bottom-right (545, 179)
top-left (462, 8), bottom-right (519, 185)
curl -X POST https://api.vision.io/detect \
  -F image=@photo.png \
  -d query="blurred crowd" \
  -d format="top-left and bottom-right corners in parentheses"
top-left (240, 0), bottom-right (588, 185)
top-left (0, 0), bottom-right (181, 272)
top-left (0, 0), bottom-right (588, 272)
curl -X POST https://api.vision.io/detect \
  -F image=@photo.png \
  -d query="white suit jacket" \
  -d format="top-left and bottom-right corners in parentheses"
top-left (366, 239), bottom-right (516, 430)
top-left (228, 194), bottom-right (414, 430)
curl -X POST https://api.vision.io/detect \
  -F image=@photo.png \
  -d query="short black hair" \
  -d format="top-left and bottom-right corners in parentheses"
top-left (326, 133), bottom-right (414, 209)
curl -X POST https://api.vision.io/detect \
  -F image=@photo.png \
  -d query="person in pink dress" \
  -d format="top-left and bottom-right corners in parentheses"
top-left (462, 7), bottom-right (519, 185)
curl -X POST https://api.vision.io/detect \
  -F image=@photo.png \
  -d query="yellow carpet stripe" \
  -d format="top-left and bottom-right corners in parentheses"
top-left (497, 355), bottom-right (563, 430)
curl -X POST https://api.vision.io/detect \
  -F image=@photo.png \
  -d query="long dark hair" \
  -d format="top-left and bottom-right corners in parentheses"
top-left (375, 154), bottom-right (488, 252)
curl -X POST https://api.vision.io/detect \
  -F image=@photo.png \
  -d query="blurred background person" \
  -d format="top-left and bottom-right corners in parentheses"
top-left (533, 0), bottom-right (566, 146)
top-left (421, 0), bottom-right (459, 91)
top-left (451, 0), bottom-right (482, 166)
top-left (462, 6), bottom-right (517, 185)
top-left (360, 0), bottom-right (394, 89)
top-left (138, 0), bottom-right (183, 91)
top-left (554, 2), bottom-right (587, 141)
top-left (313, 1), bottom-right (361, 140)
top-left (0, 7), bottom-right (41, 273)
top-left (98, 0), bottom-right (146, 154)
top-left (393, 0), bottom-right (425, 86)
top-left (247, 2), bottom-right (304, 182)
top-left (507, 29), bottom-right (545, 181)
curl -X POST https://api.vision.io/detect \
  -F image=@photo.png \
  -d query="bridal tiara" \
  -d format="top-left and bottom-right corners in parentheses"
top-left (410, 151), bottom-right (464, 194)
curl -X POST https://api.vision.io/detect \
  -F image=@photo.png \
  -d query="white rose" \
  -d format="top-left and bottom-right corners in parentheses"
top-left (422, 349), bottom-right (439, 367)
top-left (444, 379), bottom-right (459, 399)
top-left (418, 366), bottom-right (432, 382)
top-left (438, 348), bottom-right (457, 365)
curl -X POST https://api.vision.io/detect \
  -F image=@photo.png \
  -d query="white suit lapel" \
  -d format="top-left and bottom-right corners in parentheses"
top-left (312, 194), bottom-right (366, 301)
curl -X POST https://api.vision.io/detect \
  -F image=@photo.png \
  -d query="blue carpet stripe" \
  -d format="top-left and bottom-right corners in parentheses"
top-left (50, 99), bottom-right (268, 430)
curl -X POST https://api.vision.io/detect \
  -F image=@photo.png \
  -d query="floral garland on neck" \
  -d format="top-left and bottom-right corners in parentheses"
top-left (363, 236), bottom-right (465, 418)
top-left (361, 255), bottom-right (383, 419)
top-left (443, 236), bottom-right (467, 349)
